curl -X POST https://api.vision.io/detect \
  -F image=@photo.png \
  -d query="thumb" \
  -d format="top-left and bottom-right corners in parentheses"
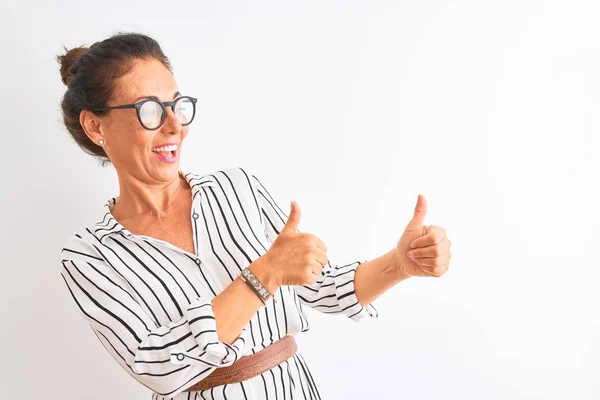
top-left (282, 200), bottom-right (301, 233)
top-left (405, 194), bottom-right (427, 231)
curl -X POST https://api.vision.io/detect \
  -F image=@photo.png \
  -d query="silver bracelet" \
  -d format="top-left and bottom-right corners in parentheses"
top-left (240, 267), bottom-right (276, 305)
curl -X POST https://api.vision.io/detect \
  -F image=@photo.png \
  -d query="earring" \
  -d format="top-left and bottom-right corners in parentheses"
top-left (98, 139), bottom-right (105, 146)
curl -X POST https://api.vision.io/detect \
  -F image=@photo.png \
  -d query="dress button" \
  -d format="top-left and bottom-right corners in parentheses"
top-left (193, 213), bottom-right (199, 219)
top-left (195, 259), bottom-right (201, 265)
top-left (177, 354), bottom-right (185, 361)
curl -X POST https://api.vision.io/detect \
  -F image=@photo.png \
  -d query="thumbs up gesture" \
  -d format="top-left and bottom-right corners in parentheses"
top-left (394, 195), bottom-right (452, 278)
top-left (260, 201), bottom-right (329, 288)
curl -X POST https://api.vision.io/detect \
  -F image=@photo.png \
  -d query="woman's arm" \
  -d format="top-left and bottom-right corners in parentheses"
top-left (60, 237), bottom-right (277, 398)
top-left (212, 257), bottom-right (278, 343)
top-left (354, 248), bottom-right (410, 306)
top-left (247, 168), bottom-right (383, 321)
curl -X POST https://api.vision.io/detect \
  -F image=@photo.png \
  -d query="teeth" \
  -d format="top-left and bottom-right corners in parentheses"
top-left (152, 144), bottom-right (178, 152)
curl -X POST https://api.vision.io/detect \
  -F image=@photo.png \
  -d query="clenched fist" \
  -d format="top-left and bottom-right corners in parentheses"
top-left (257, 201), bottom-right (329, 290)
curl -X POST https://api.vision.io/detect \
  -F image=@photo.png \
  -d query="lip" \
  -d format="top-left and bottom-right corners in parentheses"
top-left (153, 148), bottom-right (178, 163)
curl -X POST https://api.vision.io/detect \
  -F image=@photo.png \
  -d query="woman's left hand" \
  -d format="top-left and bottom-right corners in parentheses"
top-left (393, 195), bottom-right (452, 278)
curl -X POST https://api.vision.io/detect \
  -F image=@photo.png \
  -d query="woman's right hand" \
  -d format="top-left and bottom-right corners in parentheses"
top-left (252, 201), bottom-right (328, 291)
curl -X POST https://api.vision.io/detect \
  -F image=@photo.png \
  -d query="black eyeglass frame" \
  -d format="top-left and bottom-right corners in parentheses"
top-left (93, 96), bottom-right (197, 131)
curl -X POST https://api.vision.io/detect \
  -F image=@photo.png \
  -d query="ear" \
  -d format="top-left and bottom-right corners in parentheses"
top-left (80, 109), bottom-right (104, 143)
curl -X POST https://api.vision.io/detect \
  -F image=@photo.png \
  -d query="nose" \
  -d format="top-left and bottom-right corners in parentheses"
top-left (161, 106), bottom-right (183, 133)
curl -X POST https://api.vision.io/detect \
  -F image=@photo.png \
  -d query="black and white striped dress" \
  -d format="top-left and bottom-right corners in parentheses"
top-left (60, 167), bottom-right (378, 400)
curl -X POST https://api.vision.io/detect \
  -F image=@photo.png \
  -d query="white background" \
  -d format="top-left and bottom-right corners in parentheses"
top-left (1, 1), bottom-right (599, 399)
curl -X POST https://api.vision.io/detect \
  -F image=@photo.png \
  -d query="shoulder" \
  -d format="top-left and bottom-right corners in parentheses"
top-left (214, 166), bottom-right (255, 184)
top-left (59, 199), bottom-right (115, 265)
top-left (59, 231), bottom-right (109, 286)
top-left (189, 166), bottom-right (258, 193)
top-left (60, 231), bottom-right (104, 264)
top-left (193, 167), bottom-right (266, 216)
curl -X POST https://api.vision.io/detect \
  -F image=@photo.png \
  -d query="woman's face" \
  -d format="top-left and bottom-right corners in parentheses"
top-left (89, 58), bottom-right (189, 183)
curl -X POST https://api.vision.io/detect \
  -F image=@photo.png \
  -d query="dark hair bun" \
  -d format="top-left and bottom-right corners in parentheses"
top-left (57, 46), bottom-right (88, 86)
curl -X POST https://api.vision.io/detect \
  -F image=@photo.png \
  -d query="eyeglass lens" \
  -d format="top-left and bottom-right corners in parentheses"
top-left (139, 97), bottom-right (195, 129)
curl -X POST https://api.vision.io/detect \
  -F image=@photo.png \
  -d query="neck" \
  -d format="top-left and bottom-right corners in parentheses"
top-left (112, 170), bottom-right (188, 220)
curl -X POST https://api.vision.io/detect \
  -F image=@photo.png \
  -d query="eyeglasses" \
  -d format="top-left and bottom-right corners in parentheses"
top-left (93, 96), bottom-right (197, 130)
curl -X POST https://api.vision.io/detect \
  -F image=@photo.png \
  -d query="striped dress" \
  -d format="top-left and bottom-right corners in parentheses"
top-left (60, 167), bottom-right (378, 399)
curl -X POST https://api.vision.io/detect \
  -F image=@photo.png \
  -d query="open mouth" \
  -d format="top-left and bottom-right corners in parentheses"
top-left (155, 150), bottom-right (176, 157)
top-left (151, 144), bottom-right (178, 162)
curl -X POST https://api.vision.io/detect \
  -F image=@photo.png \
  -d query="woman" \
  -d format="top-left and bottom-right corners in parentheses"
top-left (58, 32), bottom-right (452, 400)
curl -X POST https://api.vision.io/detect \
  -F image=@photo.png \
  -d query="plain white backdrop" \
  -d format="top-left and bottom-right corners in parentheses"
top-left (1, 1), bottom-right (598, 399)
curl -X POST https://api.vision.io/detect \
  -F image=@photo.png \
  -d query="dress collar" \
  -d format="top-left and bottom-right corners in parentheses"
top-left (91, 170), bottom-right (216, 243)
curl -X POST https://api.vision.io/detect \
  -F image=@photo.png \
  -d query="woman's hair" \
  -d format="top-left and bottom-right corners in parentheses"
top-left (57, 32), bottom-right (172, 165)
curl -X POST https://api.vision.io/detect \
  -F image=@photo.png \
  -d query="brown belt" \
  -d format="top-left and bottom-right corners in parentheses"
top-left (184, 335), bottom-right (297, 392)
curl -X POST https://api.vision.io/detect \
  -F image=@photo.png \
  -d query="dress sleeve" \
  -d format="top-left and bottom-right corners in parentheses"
top-left (59, 238), bottom-right (250, 398)
top-left (248, 169), bottom-right (379, 323)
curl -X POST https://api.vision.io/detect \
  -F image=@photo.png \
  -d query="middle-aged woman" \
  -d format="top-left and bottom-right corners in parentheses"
top-left (58, 32), bottom-right (452, 400)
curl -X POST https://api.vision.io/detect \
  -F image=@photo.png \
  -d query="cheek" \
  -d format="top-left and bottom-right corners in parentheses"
top-left (105, 113), bottom-right (139, 138)
top-left (105, 117), bottom-right (150, 155)
top-left (178, 128), bottom-right (190, 152)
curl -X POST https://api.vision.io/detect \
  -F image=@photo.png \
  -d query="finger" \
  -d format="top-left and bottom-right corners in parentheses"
top-left (410, 226), bottom-right (445, 248)
top-left (305, 271), bottom-right (319, 285)
top-left (282, 201), bottom-right (301, 233)
top-left (313, 236), bottom-right (328, 253)
top-left (314, 247), bottom-right (328, 262)
top-left (404, 194), bottom-right (428, 232)
top-left (411, 254), bottom-right (450, 268)
top-left (313, 252), bottom-right (327, 273)
top-left (407, 238), bottom-right (449, 258)
top-left (414, 237), bottom-right (451, 257)
top-left (419, 263), bottom-right (449, 277)
top-left (309, 261), bottom-right (324, 279)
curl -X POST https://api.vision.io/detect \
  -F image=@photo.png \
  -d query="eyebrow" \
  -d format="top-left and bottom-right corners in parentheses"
top-left (133, 91), bottom-right (181, 103)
